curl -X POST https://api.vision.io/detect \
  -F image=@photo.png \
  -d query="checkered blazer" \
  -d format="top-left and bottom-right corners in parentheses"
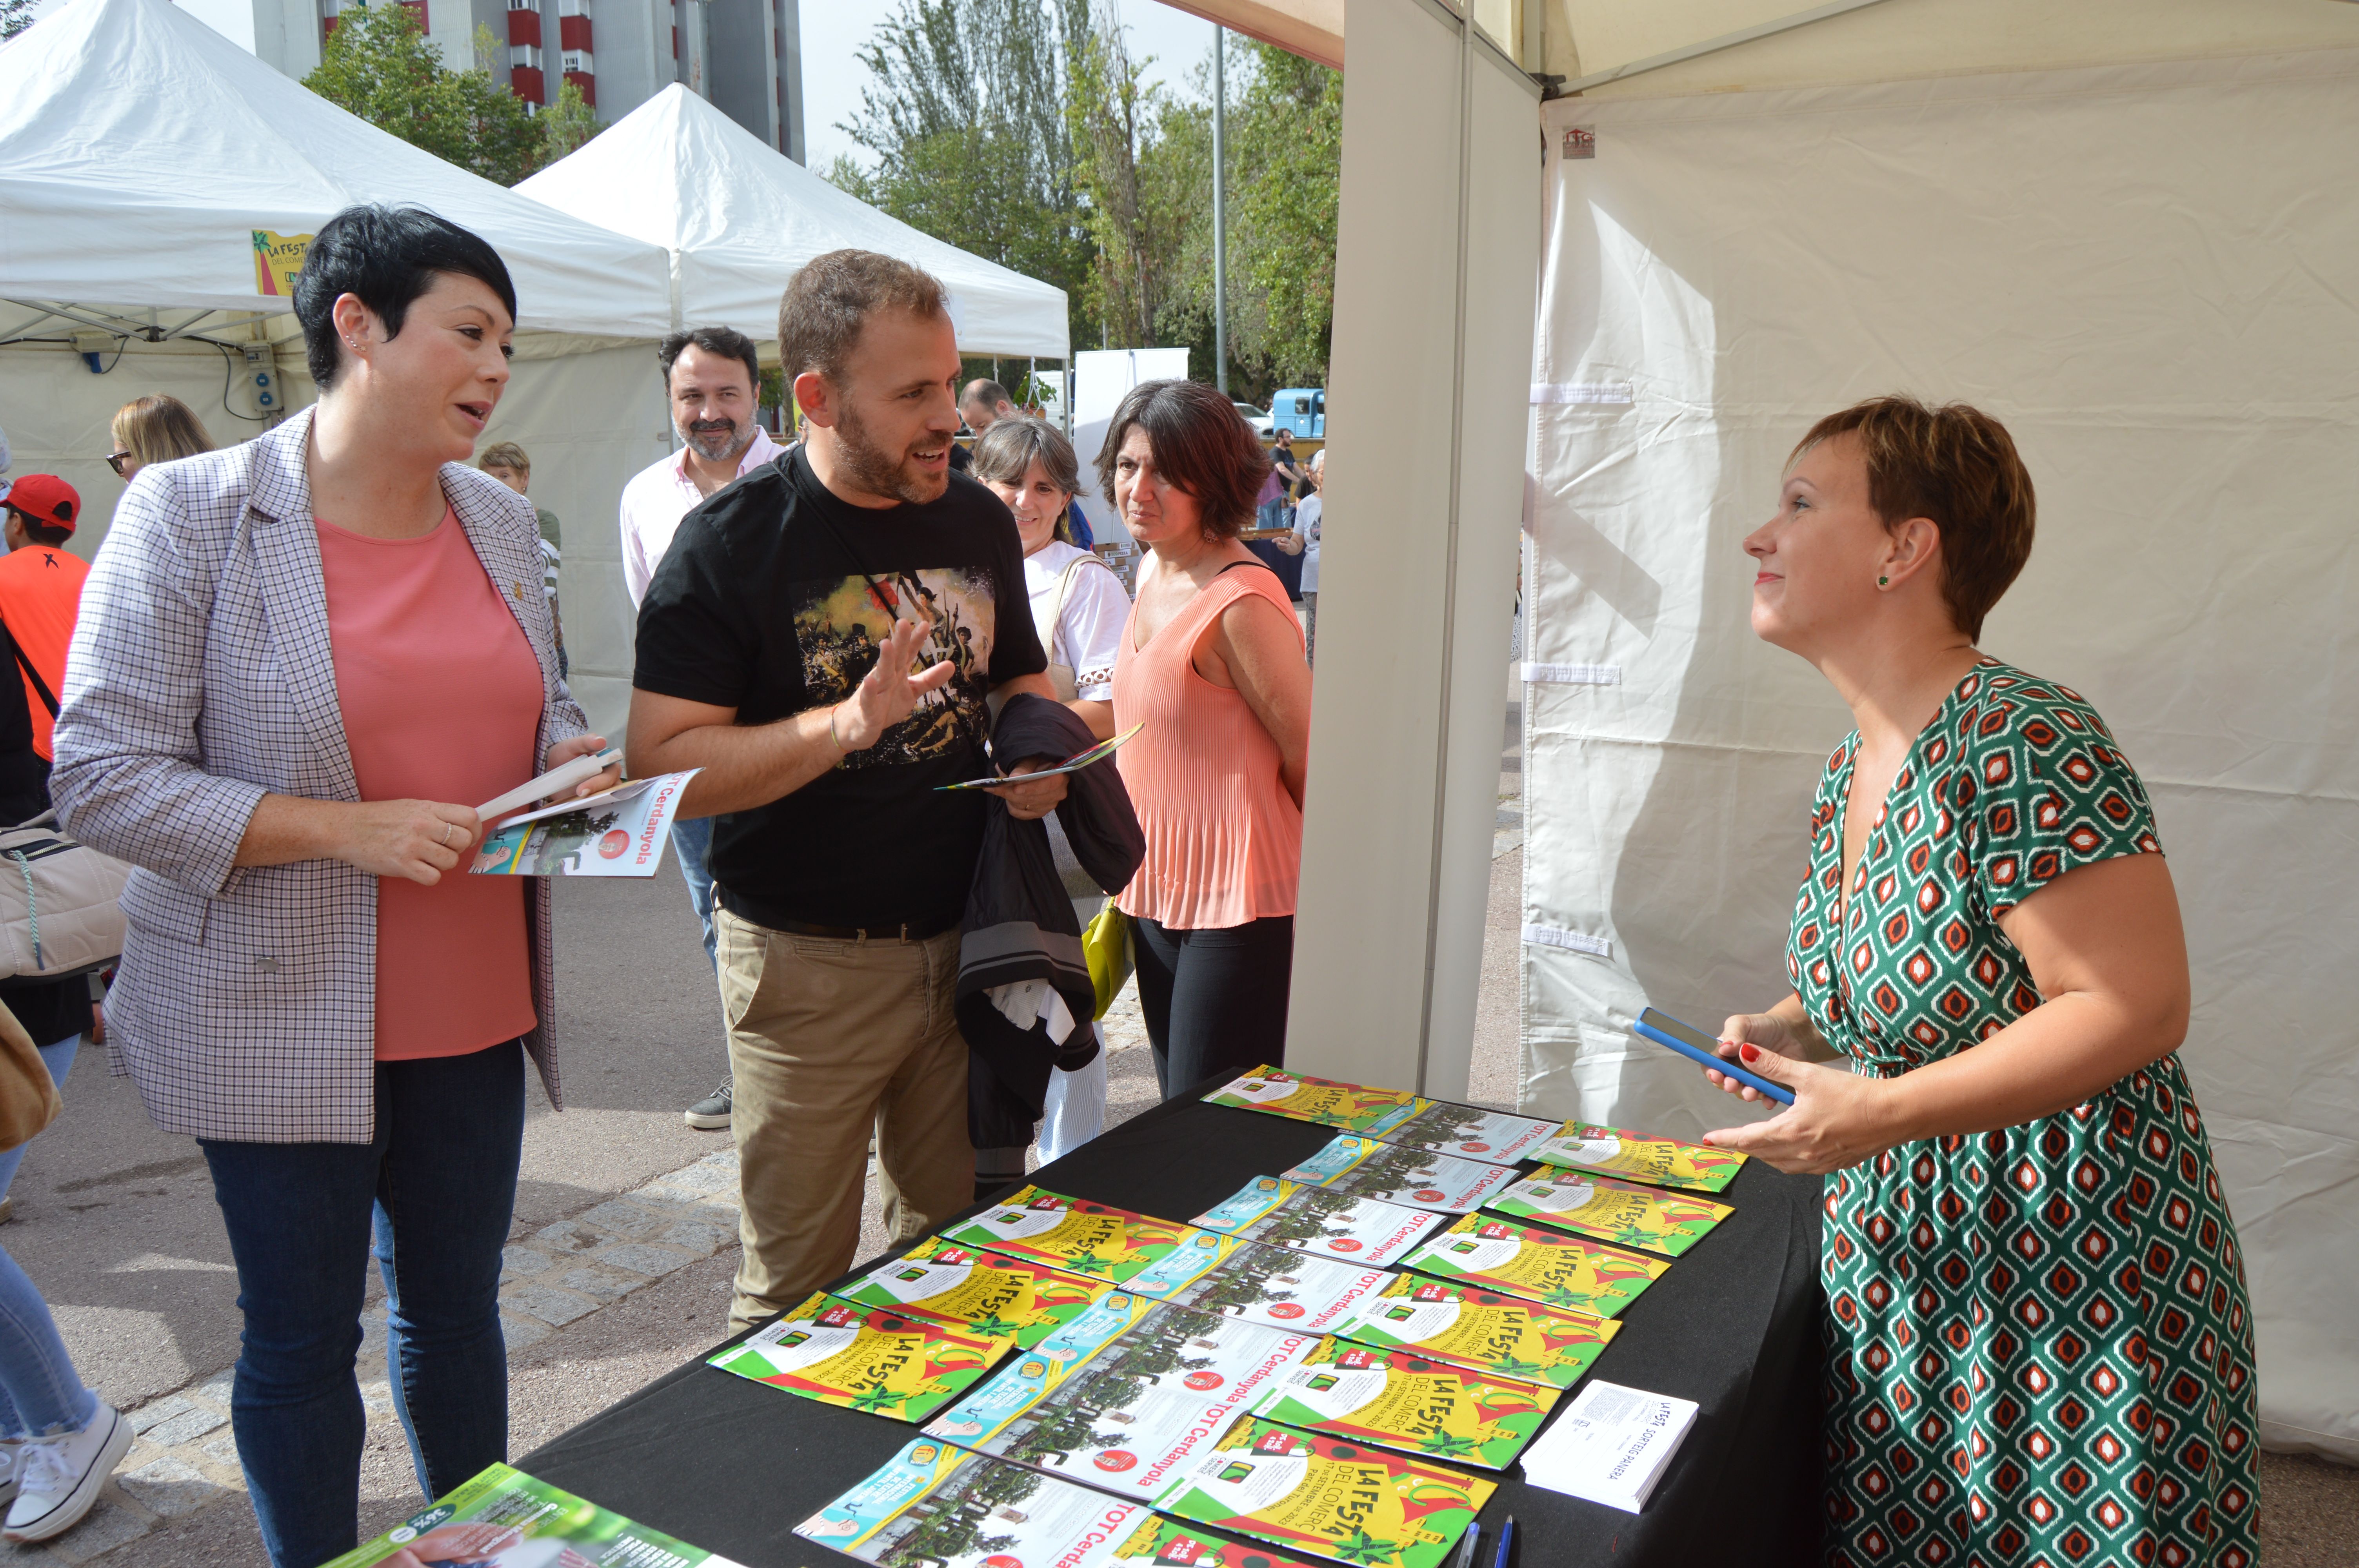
top-left (51, 408), bottom-right (587, 1143)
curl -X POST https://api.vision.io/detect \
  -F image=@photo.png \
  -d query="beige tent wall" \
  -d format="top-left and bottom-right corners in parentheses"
top-left (1520, 51), bottom-right (2359, 1460)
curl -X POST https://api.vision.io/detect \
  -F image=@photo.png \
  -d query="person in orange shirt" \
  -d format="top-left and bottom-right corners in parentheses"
top-left (0, 475), bottom-right (91, 767)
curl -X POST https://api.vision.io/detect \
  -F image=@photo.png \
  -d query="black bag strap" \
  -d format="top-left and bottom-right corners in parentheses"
top-left (0, 616), bottom-right (56, 720)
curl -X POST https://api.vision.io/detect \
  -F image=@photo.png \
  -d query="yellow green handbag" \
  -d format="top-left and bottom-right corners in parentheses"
top-left (1082, 904), bottom-right (1132, 1020)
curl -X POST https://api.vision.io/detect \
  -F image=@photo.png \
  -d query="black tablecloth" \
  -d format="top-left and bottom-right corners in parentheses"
top-left (522, 1084), bottom-right (1825, 1566)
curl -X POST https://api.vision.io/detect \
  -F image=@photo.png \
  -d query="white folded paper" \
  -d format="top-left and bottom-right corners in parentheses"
top-left (1519, 1378), bottom-right (1697, 1513)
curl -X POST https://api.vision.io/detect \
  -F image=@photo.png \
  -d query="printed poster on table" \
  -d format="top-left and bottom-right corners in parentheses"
top-left (1244, 1337), bottom-right (1559, 1470)
top-left (936, 1301), bottom-right (1319, 1504)
top-left (1194, 1177), bottom-right (1446, 1266)
top-left (1149, 1416), bottom-right (1494, 1568)
top-left (939, 1187), bottom-right (1235, 1292)
top-left (1157, 1242), bottom-right (1393, 1337)
top-left (322, 1462), bottom-right (745, 1568)
top-left (1378, 1102), bottom-right (1561, 1166)
top-left (706, 1292), bottom-right (1011, 1423)
top-left (1527, 1123), bottom-right (1747, 1193)
top-left (471, 771), bottom-right (698, 878)
top-left (1332, 1275), bottom-right (1620, 1391)
top-left (837, 1237), bottom-right (1141, 1349)
top-left (920, 1289), bottom-right (1153, 1450)
top-left (1399, 1215), bottom-right (1668, 1319)
top-left (1483, 1171), bottom-right (1734, 1258)
top-left (1202, 1067), bottom-right (1428, 1136)
top-left (1281, 1134), bottom-right (1521, 1213)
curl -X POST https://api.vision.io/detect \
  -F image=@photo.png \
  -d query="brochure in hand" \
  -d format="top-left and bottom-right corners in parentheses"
top-left (1149, 1415), bottom-right (1494, 1568)
top-left (920, 1289), bottom-right (1156, 1450)
top-left (1527, 1123), bottom-right (1748, 1193)
top-left (322, 1462), bottom-right (745, 1568)
top-left (1201, 1068), bottom-right (1428, 1136)
top-left (939, 1187), bottom-right (1236, 1292)
top-left (937, 722), bottom-right (1145, 790)
top-left (1194, 1178), bottom-right (1446, 1267)
top-left (1399, 1215), bottom-right (1669, 1319)
top-left (837, 1237), bottom-right (1144, 1350)
top-left (1332, 1275), bottom-right (1620, 1392)
top-left (471, 770), bottom-right (699, 878)
top-left (1243, 1337), bottom-right (1560, 1470)
top-left (706, 1292), bottom-right (1012, 1423)
top-left (1157, 1242), bottom-right (1393, 1337)
top-left (1376, 1102), bottom-right (1561, 1166)
top-left (1483, 1171), bottom-right (1734, 1258)
top-left (1280, 1134), bottom-right (1521, 1214)
top-left (934, 1301), bottom-right (1320, 1503)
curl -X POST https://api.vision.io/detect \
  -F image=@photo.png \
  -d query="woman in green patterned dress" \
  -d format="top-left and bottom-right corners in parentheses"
top-left (1700, 397), bottom-right (2257, 1567)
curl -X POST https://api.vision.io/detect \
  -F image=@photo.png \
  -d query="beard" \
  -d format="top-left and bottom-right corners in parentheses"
top-left (834, 403), bottom-right (947, 505)
top-left (682, 417), bottom-right (756, 464)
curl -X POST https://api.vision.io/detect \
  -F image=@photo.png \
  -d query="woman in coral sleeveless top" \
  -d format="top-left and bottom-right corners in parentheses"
top-left (1103, 381), bottom-right (1313, 1099)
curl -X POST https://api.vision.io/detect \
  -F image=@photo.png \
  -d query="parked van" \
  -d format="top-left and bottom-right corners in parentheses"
top-left (1267, 387), bottom-right (1325, 437)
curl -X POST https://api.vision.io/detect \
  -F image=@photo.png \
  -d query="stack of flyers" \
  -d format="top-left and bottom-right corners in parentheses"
top-left (1332, 1275), bottom-right (1621, 1391)
top-left (324, 1463), bottom-right (744, 1568)
top-left (918, 1289), bottom-right (1155, 1449)
top-left (706, 1294), bottom-right (1011, 1422)
top-left (1194, 1178), bottom-right (1445, 1267)
top-left (1202, 1068), bottom-right (1430, 1136)
top-left (1528, 1123), bottom-right (1748, 1193)
top-left (837, 1238), bottom-right (1144, 1348)
top-left (1483, 1171), bottom-right (1735, 1258)
top-left (801, 1438), bottom-right (1333, 1568)
top-left (1149, 1416), bottom-right (1494, 1568)
top-left (1158, 1243), bottom-right (1393, 1336)
top-left (940, 1188), bottom-right (1236, 1293)
top-left (1244, 1338), bottom-right (1560, 1470)
top-left (1518, 1379), bottom-right (1699, 1514)
top-left (1280, 1134), bottom-right (1521, 1213)
top-left (930, 1302), bottom-right (1319, 1500)
top-left (1376, 1102), bottom-right (1561, 1165)
top-left (1400, 1215), bottom-right (1669, 1318)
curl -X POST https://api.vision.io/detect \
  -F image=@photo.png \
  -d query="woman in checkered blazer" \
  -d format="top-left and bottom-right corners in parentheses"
top-left (51, 207), bottom-right (618, 1568)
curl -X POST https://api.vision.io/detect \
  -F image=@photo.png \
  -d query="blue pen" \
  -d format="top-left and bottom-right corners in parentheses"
top-left (1448, 1523), bottom-right (1481, 1568)
top-left (1490, 1515), bottom-right (1515, 1568)
top-left (1634, 1007), bottom-right (1797, 1105)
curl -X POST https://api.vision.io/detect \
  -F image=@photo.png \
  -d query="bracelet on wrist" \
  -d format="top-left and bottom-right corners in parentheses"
top-left (826, 704), bottom-right (849, 758)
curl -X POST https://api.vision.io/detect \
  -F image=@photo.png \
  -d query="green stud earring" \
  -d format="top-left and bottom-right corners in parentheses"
top-left (1878, 575), bottom-right (1889, 586)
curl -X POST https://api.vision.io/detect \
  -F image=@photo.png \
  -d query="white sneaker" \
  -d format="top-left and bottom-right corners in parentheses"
top-left (0, 1443), bottom-right (17, 1508)
top-left (4, 1406), bottom-right (130, 1542)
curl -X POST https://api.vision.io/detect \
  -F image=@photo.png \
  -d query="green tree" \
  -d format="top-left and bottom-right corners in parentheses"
top-left (304, 4), bottom-right (547, 186)
top-left (537, 78), bottom-right (604, 164)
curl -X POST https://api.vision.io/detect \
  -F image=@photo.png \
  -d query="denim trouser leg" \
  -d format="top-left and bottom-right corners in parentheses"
top-left (671, 815), bottom-right (719, 974)
top-left (0, 1239), bottom-right (99, 1441)
top-left (0, 1036), bottom-right (81, 1203)
top-left (201, 1041), bottom-right (525, 1568)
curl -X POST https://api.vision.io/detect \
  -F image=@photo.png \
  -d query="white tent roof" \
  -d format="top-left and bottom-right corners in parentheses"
top-left (0, 0), bottom-right (673, 338)
top-left (517, 85), bottom-right (1072, 361)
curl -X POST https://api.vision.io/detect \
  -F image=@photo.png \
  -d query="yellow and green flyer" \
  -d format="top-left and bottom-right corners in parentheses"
top-left (1150, 1415), bottom-right (1493, 1568)
top-left (919, 1287), bottom-right (1157, 1449)
top-left (1332, 1274), bottom-right (1620, 1391)
top-left (1202, 1067), bottom-right (1429, 1137)
top-left (838, 1236), bottom-right (1140, 1349)
top-left (1528, 1122), bottom-right (1748, 1193)
top-left (1109, 1515), bottom-right (1334, 1568)
top-left (1244, 1337), bottom-right (1559, 1470)
top-left (706, 1293), bottom-right (1012, 1423)
top-left (323, 1463), bottom-right (744, 1567)
top-left (940, 1186), bottom-right (1235, 1291)
top-left (1483, 1171), bottom-right (1734, 1257)
top-left (1399, 1214), bottom-right (1669, 1318)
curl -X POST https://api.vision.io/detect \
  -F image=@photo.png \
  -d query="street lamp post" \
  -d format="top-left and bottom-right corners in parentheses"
top-left (1212, 25), bottom-right (1227, 397)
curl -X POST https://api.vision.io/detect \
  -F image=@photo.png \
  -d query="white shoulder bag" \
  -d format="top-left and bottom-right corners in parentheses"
top-left (0, 812), bottom-right (130, 981)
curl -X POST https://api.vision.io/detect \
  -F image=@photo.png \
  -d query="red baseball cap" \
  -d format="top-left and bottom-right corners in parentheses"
top-left (5, 475), bottom-right (78, 535)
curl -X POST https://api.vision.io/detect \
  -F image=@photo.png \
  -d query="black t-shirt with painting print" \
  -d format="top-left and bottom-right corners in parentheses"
top-left (633, 446), bottom-right (1046, 931)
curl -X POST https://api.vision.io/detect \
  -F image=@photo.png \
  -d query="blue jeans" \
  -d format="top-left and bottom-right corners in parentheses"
top-left (200, 1041), bottom-right (525, 1568)
top-left (671, 815), bottom-right (718, 973)
top-left (0, 1036), bottom-right (98, 1441)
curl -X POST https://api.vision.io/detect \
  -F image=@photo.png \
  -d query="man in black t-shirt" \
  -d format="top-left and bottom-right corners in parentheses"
top-left (630, 250), bottom-right (1067, 1331)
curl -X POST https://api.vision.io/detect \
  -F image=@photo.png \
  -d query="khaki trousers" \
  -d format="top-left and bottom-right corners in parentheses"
top-left (715, 906), bottom-right (973, 1331)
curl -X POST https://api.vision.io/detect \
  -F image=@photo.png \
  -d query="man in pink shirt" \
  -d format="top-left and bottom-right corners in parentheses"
top-left (618, 325), bottom-right (784, 1130)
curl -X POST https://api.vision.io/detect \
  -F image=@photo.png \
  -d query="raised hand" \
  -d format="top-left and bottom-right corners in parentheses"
top-left (832, 586), bottom-right (956, 752)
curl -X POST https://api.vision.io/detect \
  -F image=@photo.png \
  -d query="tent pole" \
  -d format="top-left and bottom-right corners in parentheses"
top-left (1212, 26), bottom-right (1227, 396)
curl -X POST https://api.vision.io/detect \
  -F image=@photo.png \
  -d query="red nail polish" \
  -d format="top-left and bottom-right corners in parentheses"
top-left (1740, 1043), bottom-right (1761, 1063)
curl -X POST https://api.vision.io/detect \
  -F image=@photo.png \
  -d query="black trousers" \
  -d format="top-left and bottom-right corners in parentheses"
top-left (1132, 914), bottom-right (1295, 1100)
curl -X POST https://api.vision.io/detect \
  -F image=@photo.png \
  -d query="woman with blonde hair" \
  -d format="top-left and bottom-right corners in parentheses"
top-left (105, 395), bottom-right (212, 483)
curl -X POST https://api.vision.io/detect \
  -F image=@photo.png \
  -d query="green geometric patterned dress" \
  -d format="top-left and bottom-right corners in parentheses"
top-left (1788, 660), bottom-right (2258, 1567)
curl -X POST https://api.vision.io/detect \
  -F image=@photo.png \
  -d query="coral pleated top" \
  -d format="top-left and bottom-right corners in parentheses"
top-left (1112, 565), bottom-right (1304, 929)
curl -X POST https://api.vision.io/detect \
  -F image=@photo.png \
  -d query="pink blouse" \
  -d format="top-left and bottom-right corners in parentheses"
top-left (315, 509), bottom-right (544, 1061)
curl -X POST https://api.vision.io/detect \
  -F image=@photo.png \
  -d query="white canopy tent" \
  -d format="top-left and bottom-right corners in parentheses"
top-left (0, 0), bottom-right (679, 734)
top-left (517, 85), bottom-right (1072, 362)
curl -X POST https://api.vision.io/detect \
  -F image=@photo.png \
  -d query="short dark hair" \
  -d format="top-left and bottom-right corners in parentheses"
top-left (970, 417), bottom-right (1081, 496)
top-left (778, 250), bottom-right (950, 388)
top-left (658, 326), bottom-right (761, 396)
top-left (1790, 396), bottom-right (2036, 641)
top-left (962, 379), bottom-right (1012, 410)
top-left (4, 508), bottom-right (71, 549)
top-left (1096, 379), bottom-right (1268, 539)
top-left (293, 205), bottom-right (518, 390)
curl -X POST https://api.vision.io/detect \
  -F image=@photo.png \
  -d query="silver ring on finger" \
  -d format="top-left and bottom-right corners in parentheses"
top-left (440, 822), bottom-right (456, 847)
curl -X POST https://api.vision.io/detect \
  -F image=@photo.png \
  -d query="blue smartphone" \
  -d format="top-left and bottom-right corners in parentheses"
top-left (1634, 1007), bottom-right (1797, 1105)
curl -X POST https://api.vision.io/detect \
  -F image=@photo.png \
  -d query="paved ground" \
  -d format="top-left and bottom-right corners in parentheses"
top-left (6, 689), bottom-right (2354, 1563)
